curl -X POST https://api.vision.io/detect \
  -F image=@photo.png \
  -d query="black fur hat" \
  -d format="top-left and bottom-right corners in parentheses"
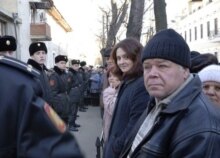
top-left (29, 42), bottom-right (47, 56)
top-left (80, 61), bottom-right (86, 67)
top-left (55, 55), bottom-right (68, 63)
top-left (0, 35), bottom-right (16, 52)
top-left (71, 59), bottom-right (80, 65)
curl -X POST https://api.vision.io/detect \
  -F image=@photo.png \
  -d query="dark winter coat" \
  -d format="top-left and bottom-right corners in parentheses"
top-left (120, 75), bottom-right (220, 158)
top-left (104, 76), bottom-right (150, 158)
top-left (0, 56), bottom-right (83, 158)
top-left (68, 68), bottom-right (83, 104)
top-left (48, 66), bottom-right (70, 117)
top-left (27, 59), bottom-right (53, 106)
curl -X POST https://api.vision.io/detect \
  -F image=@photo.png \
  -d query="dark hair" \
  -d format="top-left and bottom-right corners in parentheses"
top-left (190, 53), bottom-right (219, 73)
top-left (106, 66), bottom-right (122, 81)
top-left (110, 38), bottom-right (143, 80)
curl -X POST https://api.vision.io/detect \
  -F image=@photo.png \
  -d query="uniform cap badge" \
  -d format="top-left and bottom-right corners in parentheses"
top-left (6, 40), bottom-right (10, 45)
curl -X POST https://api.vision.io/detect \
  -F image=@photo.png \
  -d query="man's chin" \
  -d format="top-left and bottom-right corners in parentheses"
top-left (149, 91), bottom-right (163, 99)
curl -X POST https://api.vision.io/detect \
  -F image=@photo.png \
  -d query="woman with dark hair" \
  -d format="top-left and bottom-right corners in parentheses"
top-left (103, 38), bottom-right (150, 158)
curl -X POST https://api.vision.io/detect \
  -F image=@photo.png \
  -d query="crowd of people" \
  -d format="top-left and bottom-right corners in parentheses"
top-left (1, 28), bottom-right (220, 158)
top-left (101, 29), bottom-right (220, 158)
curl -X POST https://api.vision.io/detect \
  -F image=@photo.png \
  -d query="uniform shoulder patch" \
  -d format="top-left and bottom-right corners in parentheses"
top-left (49, 79), bottom-right (56, 86)
top-left (44, 103), bottom-right (67, 133)
top-left (67, 77), bottom-right (71, 82)
top-left (0, 55), bottom-right (40, 78)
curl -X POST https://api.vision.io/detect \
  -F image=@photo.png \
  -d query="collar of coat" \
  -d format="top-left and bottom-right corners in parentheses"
top-left (120, 74), bottom-right (203, 158)
top-left (148, 74), bottom-right (201, 114)
top-left (53, 66), bottom-right (65, 75)
top-left (27, 59), bottom-right (48, 72)
top-left (69, 68), bottom-right (77, 74)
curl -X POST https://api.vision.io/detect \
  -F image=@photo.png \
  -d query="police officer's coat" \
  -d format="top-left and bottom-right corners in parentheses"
top-left (0, 56), bottom-right (83, 157)
top-left (48, 66), bottom-right (70, 118)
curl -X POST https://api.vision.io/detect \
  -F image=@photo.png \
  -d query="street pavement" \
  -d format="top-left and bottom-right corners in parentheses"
top-left (72, 106), bottom-right (103, 158)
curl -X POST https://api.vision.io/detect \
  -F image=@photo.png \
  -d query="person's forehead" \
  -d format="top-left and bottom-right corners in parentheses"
top-left (59, 61), bottom-right (66, 64)
top-left (72, 63), bottom-right (79, 66)
top-left (33, 50), bottom-right (46, 54)
top-left (143, 58), bottom-right (171, 64)
top-left (116, 48), bottom-right (126, 56)
top-left (203, 81), bottom-right (220, 86)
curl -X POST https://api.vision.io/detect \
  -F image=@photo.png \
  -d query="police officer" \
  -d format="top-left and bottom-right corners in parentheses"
top-left (78, 61), bottom-right (89, 111)
top-left (0, 35), bottom-right (83, 157)
top-left (48, 55), bottom-right (70, 123)
top-left (27, 42), bottom-right (53, 106)
top-left (68, 59), bottom-right (82, 131)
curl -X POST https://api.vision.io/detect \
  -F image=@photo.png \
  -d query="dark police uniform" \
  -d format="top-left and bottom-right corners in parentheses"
top-left (48, 55), bottom-right (70, 123)
top-left (78, 61), bottom-right (88, 111)
top-left (27, 42), bottom-right (54, 106)
top-left (27, 59), bottom-right (54, 106)
top-left (0, 55), bottom-right (83, 157)
top-left (68, 60), bottom-right (82, 131)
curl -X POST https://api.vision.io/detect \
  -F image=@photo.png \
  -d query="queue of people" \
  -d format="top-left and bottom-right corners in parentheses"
top-left (0, 36), bottom-right (84, 157)
top-left (1, 27), bottom-right (220, 158)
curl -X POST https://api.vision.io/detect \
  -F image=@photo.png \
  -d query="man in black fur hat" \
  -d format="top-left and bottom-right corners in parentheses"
top-left (0, 35), bottom-right (16, 56)
top-left (67, 59), bottom-right (83, 131)
top-left (48, 55), bottom-right (71, 124)
top-left (27, 42), bottom-right (53, 106)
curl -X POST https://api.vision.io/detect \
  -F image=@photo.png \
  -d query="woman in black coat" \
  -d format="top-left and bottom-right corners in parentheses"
top-left (103, 38), bottom-right (150, 158)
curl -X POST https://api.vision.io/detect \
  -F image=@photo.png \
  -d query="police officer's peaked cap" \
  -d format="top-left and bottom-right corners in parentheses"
top-left (55, 55), bottom-right (68, 63)
top-left (0, 35), bottom-right (16, 52)
top-left (80, 61), bottom-right (86, 67)
top-left (71, 59), bottom-right (80, 65)
top-left (29, 42), bottom-right (47, 56)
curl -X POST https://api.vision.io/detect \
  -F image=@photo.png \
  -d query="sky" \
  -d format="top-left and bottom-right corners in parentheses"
top-left (53, 0), bottom-right (184, 65)
top-left (53, 0), bottom-right (105, 65)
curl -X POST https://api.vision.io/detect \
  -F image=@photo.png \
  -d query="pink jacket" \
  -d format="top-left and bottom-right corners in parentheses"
top-left (102, 86), bottom-right (118, 142)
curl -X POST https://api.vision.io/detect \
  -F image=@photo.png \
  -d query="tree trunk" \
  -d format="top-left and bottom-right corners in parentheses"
top-left (126, 0), bottom-right (145, 41)
top-left (153, 0), bottom-right (167, 32)
top-left (105, 0), bottom-right (129, 49)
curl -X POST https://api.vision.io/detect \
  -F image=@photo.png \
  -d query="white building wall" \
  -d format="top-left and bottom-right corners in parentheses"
top-left (45, 15), bottom-right (70, 68)
top-left (172, 0), bottom-right (220, 59)
top-left (17, 0), bottom-right (32, 62)
top-left (15, 0), bottom-right (72, 68)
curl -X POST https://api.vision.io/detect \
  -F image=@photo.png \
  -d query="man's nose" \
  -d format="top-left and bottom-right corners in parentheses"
top-left (148, 66), bottom-right (159, 77)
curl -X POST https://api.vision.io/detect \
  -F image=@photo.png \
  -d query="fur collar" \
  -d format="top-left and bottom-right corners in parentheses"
top-left (27, 59), bottom-right (48, 71)
top-left (69, 68), bottom-right (77, 74)
top-left (53, 66), bottom-right (65, 75)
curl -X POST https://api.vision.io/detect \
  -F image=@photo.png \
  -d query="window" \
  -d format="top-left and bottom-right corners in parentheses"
top-left (214, 18), bottom-right (218, 35)
top-left (184, 31), bottom-right (187, 41)
top-left (0, 20), bottom-right (6, 36)
top-left (194, 26), bottom-right (197, 40)
top-left (200, 24), bottom-right (203, 38)
top-left (30, 8), bottom-right (36, 23)
top-left (207, 21), bottom-right (210, 37)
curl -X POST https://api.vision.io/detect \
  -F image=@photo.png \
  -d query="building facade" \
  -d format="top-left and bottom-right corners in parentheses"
top-left (173, 0), bottom-right (220, 59)
top-left (0, 0), bottom-right (72, 68)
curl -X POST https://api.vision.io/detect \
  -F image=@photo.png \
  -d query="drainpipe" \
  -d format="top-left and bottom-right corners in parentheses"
top-left (12, 12), bottom-right (19, 59)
